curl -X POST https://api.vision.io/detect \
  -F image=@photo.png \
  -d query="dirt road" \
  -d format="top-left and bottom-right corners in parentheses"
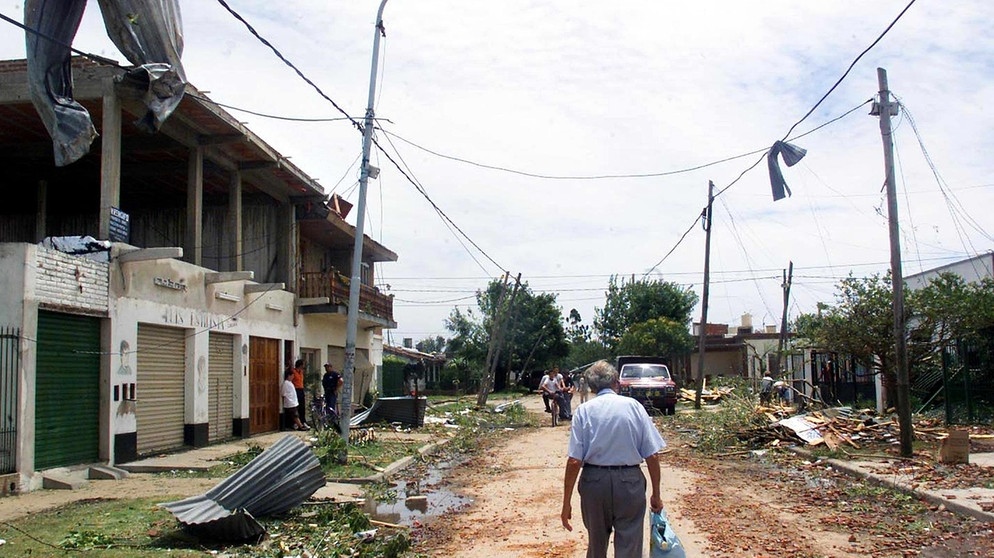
top-left (417, 395), bottom-right (994, 558)
top-left (416, 395), bottom-right (709, 557)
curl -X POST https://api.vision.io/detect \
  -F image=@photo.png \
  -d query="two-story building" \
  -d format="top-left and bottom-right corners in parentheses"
top-left (0, 57), bottom-right (396, 492)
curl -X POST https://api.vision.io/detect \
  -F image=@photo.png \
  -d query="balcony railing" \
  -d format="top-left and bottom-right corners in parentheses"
top-left (298, 271), bottom-right (394, 322)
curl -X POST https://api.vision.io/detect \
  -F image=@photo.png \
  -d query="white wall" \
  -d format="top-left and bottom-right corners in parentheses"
top-left (109, 252), bottom-right (296, 459)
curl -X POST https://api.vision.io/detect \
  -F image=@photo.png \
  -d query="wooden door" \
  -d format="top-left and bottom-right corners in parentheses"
top-left (249, 336), bottom-right (280, 433)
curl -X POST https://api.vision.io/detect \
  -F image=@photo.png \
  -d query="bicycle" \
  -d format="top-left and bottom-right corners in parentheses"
top-left (310, 397), bottom-right (342, 434)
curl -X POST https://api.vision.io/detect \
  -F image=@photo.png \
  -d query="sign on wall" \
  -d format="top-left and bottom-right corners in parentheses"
top-left (109, 207), bottom-right (130, 243)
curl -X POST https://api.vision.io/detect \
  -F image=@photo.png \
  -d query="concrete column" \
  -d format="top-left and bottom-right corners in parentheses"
top-left (227, 171), bottom-right (243, 271)
top-left (186, 146), bottom-right (204, 266)
top-left (280, 202), bottom-right (297, 290)
top-left (99, 86), bottom-right (122, 240)
top-left (35, 180), bottom-right (47, 243)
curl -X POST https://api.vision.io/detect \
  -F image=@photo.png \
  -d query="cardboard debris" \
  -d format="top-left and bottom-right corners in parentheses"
top-left (778, 415), bottom-right (825, 445)
top-left (938, 429), bottom-right (970, 464)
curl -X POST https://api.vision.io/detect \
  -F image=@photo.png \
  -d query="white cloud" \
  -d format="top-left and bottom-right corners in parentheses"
top-left (2, 0), bottom-right (992, 342)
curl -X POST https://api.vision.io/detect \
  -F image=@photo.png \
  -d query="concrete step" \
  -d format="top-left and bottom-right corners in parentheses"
top-left (41, 472), bottom-right (88, 490)
top-left (88, 465), bottom-right (130, 481)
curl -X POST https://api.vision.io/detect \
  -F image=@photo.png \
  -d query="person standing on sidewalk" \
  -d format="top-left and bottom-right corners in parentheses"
top-left (561, 360), bottom-right (666, 558)
top-left (322, 363), bottom-right (343, 413)
top-left (281, 369), bottom-right (308, 431)
top-left (290, 359), bottom-right (309, 428)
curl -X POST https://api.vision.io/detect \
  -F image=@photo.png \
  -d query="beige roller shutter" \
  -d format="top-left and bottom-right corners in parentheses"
top-left (137, 324), bottom-right (186, 454)
top-left (208, 332), bottom-right (235, 443)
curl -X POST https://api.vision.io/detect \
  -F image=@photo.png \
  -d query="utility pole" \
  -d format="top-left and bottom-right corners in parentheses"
top-left (875, 67), bottom-right (913, 458)
top-left (694, 181), bottom-right (715, 410)
top-left (775, 261), bottom-right (793, 376)
top-left (341, 0), bottom-right (388, 443)
top-left (478, 273), bottom-right (522, 407)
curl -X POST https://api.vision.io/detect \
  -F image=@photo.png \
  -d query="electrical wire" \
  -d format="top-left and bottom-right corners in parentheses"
top-left (712, 0), bottom-right (918, 200)
top-left (378, 128), bottom-right (496, 276)
top-left (779, 0), bottom-right (918, 141)
top-left (215, 0), bottom-right (508, 275)
top-left (641, 211), bottom-right (705, 278)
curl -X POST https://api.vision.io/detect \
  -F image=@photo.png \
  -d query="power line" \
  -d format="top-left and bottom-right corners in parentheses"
top-left (713, 0), bottom-right (918, 200)
top-left (215, 0), bottom-right (508, 275)
top-left (780, 0), bottom-right (918, 141)
top-left (378, 128), bottom-right (497, 276)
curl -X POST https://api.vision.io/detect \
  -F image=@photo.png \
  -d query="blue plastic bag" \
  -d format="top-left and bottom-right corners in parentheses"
top-left (650, 509), bottom-right (686, 557)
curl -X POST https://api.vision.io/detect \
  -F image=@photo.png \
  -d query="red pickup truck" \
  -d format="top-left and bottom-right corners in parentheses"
top-left (615, 356), bottom-right (678, 415)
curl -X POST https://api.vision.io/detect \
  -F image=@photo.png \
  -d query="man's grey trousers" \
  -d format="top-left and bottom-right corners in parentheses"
top-left (578, 466), bottom-right (647, 558)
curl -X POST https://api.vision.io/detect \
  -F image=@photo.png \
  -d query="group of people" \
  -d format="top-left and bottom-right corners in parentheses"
top-left (759, 373), bottom-right (791, 405)
top-left (538, 366), bottom-right (591, 421)
top-left (281, 359), bottom-right (344, 431)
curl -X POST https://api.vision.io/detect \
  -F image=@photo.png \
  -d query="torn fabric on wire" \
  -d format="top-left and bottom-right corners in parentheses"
top-left (767, 140), bottom-right (807, 201)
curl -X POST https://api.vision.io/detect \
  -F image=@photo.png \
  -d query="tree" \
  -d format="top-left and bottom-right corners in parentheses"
top-left (616, 317), bottom-right (694, 358)
top-left (565, 308), bottom-right (592, 344)
top-left (415, 335), bottom-right (447, 355)
top-left (816, 273), bottom-right (899, 403)
top-left (445, 278), bottom-right (569, 393)
top-left (444, 307), bottom-right (487, 367)
top-left (594, 276), bottom-right (698, 349)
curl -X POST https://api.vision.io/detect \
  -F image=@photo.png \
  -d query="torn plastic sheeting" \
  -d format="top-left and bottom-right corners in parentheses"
top-left (160, 435), bottom-right (325, 541)
top-left (24, 0), bottom-right (186, 166)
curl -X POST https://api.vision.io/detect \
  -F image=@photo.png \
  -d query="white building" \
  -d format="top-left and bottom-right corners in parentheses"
top-left (0, 58), bottom-right (396, 492)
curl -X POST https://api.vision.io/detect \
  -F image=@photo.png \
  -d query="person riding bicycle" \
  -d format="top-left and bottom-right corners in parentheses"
top-left (539, 368), bottom-right (570, 419)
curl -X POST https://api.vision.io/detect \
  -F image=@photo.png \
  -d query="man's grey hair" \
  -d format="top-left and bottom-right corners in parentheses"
top-left (585, 360), bottom-right (618, 392)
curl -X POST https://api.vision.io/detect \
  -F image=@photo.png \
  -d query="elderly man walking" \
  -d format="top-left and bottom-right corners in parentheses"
top-left (561, 360), bottom-right (666, 558)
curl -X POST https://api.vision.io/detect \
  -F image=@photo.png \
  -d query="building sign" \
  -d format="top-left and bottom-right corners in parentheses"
top-left (163, 308), bottom-right (236, 330)
top-left (109, 207), bottom-right (130, 243)
top-left (154, 277), bottom-right (187, 291)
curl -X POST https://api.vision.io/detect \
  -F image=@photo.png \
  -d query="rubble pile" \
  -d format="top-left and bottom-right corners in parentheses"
top-left (736, 406), bottom-right (951, 451)
top-left (678, 386), bottom-right (735, 404)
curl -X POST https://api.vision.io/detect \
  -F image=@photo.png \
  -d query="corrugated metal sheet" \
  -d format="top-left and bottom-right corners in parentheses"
top-left (355, 396), bottom-right (427, 427)
top-left (160, 434), bottom-right (325, 541)
top-left (137, 324), bottom-right (186, 454)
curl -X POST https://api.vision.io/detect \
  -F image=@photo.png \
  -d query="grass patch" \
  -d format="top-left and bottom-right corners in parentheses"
top-left (0, 498), bottom-right (410, 558)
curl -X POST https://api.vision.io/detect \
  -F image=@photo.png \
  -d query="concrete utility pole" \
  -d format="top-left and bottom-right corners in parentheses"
top-left (694, 181), bottom-right (715, 410)
top-left (875, 67), bottom-right (913, 458)
top-left (775, 261), bottom-right (793, 376)
top-left (341, 0), bottom-right (389, 443)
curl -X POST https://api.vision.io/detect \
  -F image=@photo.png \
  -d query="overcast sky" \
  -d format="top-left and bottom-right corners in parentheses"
top-left (3, 1), bottom-right (993, 345)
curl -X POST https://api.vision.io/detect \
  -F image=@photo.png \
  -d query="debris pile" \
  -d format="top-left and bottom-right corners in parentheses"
top-left (678, 386), bottom-right (735, 404)
top-left (736, 406), bottom-right (951, 451)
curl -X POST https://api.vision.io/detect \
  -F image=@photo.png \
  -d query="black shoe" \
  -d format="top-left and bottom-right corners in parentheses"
top-left (544, 409), bottom-right (552, 413)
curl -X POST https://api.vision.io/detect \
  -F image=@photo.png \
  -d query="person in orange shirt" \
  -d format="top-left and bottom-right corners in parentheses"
top-left (290, 359), bottom-right (308, 428)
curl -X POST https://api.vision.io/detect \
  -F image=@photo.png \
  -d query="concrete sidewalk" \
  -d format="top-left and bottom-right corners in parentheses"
top-left (792, 449), bottom-right (994, 522)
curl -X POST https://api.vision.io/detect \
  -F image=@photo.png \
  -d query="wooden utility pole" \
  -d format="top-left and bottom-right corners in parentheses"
top-left (694, 181), bottom-right (715, 409)
top-left (875, 67), bottom-right (913, 458)
top-left (775, 261), bottom-right (793, 376)
top-left (477, 273), bottom-right (521, 407)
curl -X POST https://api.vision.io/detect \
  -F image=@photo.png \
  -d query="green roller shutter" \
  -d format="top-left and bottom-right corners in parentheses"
top-left (35, 311), bottom-right (101, 470)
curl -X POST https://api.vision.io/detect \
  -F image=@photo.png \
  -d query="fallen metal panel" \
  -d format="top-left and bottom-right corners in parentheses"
top-left (355, 396), bottom-right (427, 427)
top-left (160, 435), bottom-right (325, 541)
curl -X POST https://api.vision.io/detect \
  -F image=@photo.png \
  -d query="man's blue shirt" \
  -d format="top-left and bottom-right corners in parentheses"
top-left (567, 388), bottom-right (666, 466)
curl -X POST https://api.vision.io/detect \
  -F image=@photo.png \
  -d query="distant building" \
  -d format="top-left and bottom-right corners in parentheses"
top-left (905, 252), bottom-right (994, 290)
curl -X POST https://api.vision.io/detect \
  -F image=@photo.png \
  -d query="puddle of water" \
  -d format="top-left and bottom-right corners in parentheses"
top-left (363, 460), bottom-right (472, 525)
